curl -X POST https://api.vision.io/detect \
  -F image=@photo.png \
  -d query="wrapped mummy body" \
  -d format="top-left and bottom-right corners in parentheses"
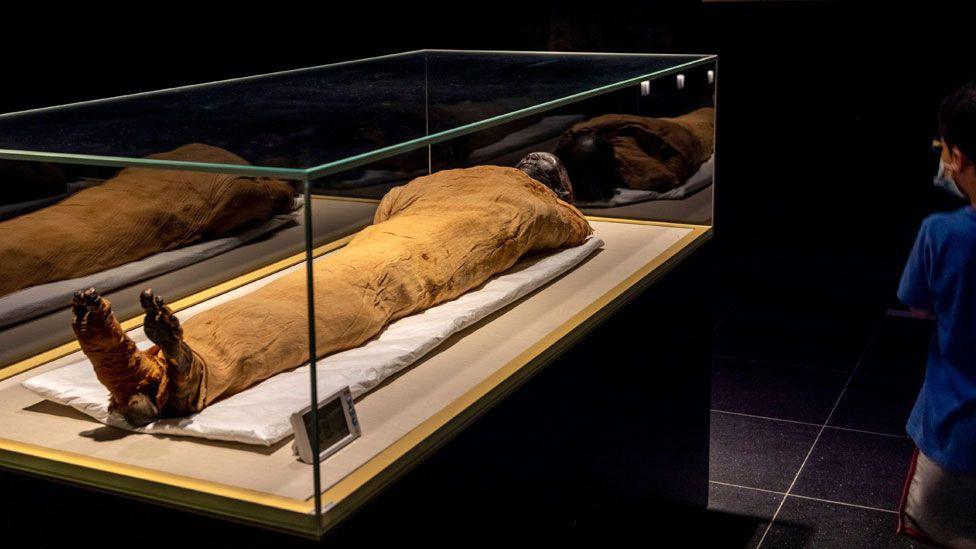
top-left (556, 107), bottom-right (716, 200)
top-left (73, 163), bottom-right (592, 426)
top-left (0, 143), bottom-right (297, 298)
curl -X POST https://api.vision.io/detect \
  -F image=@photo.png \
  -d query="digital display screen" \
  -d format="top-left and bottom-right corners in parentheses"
top-left (303, 397), bottom-right (350, 453)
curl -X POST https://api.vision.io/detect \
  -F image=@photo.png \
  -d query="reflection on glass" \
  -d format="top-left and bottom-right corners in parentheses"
top-left (0, 51), bottom-right (711, 178)
top-left (557, 107), bottom-right (715, 204)
top-left (0, 145), bottom-right (300, 329)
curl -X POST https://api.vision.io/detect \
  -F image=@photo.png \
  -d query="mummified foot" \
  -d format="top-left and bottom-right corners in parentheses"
top-left (72, 288), bottom-right (164, 426)
top-left (140, 289), bottom-right (204, 417)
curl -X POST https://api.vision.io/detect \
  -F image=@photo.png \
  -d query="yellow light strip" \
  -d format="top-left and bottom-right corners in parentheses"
top-left (0, 437), bottom-right (314, 513)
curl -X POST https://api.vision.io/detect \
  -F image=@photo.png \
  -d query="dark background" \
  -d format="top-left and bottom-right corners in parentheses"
top-left (1, 1), bottom-right (973, 545)
top-left (2, 0), bottom-right (970, 312)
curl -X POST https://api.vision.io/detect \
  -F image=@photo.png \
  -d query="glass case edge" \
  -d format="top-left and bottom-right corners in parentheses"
top-left (304, 55), bottom-right (717, 180)
top-left (0, 149), bottom-right (310, 180)
top-left (0, 49), bottom-right (428, 121)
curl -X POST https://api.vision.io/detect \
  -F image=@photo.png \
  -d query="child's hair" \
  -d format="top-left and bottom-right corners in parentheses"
top-left (939, 82), bottom-right (976, 162)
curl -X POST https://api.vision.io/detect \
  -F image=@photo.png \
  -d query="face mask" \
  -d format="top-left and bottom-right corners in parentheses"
top-left (934, 159), bottom-right (967, 199)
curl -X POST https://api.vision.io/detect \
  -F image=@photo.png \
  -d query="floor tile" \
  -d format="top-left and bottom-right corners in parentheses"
top-left (828, 369), bottom-right (922, 436)
top-left (761, 496), bottom-right (926, 548)
top-left (713, 311), bottom-right (877, 372)
top-left (712, 357), bottom-right (849, 423)
top-left (710, 411), bottom-right (821, 492)
top-left (829, 317), bottom-right (929, 435)
top-left (792, 428), bottom-right (915, 511)
top-left (708, 483), bottom-right (783, 549)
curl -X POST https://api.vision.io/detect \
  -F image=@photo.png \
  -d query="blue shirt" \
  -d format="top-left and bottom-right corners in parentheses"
top-left (898, 206), bottom-right (976, 473)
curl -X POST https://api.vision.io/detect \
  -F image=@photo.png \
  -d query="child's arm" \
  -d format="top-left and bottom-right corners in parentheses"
top-left (898, 218), bottom-right (936, 315)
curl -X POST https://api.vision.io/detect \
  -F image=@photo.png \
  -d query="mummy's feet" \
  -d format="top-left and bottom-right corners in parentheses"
top-left (140, 289), bottom-right (203, 417)
top-left (141, 289), bottom-right (184, 358)
top-left (72, 288), bottom-right (163, 427)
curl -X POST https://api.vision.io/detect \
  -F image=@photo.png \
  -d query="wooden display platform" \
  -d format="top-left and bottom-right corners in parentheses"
top-left (0, 217), bottom-right (710, 537)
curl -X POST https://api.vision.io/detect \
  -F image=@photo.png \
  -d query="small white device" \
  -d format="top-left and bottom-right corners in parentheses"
top-left (290, 386), bottom-right (361, 464)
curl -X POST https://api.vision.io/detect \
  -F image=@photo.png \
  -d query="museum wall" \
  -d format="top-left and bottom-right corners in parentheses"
top-left (1, 1), bottom-right (973, 306)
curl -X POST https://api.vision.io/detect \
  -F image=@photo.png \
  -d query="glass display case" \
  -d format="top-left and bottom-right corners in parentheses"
top-left (0, 50), bottom-right (716, 537)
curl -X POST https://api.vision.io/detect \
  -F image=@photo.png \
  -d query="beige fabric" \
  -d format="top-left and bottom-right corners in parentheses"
top-left (559, 107), bottom-right (715, 191)
top-left (0, 144), bottom-right (296, 298)
top-left (904, 449), bottom-right (976, 548)
top-left (183, 166), bottom-right (592, 407)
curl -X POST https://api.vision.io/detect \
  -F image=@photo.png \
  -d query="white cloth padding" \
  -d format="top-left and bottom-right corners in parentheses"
top-left (23, 236), bottom-right (604, 446)
top-left (575, 155), bottom-right (714, 208)
top-left (0, 199), bottom-right (302, 328)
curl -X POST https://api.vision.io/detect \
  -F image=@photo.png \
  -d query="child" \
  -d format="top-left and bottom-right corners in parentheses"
top-left (897, 83), bottom-right (976, 547)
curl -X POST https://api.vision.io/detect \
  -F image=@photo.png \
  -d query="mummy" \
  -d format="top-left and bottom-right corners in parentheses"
top-left (70, 157), bottom-right (591, 426)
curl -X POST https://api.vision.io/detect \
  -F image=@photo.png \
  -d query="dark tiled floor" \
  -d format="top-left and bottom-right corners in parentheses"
top-left (710, 411), bottom-right (820, 492)
top-left (829, 318), bottom-right (931, 436)
top-left (712, 357), bottom-right (849, 423)
top-left (762, 497), bottom-right (924, 548)
top-left (709, 311), bottom-right (931, 548)
top-left (792, 428), bottom-right (915, 511)
top-left (708, 483), bottom-right (783, 548)
top-left (828, 371), bottom-right (922, 436)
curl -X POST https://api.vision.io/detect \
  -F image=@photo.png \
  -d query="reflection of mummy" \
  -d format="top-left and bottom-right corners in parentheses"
top-left (73, 158), bottom-right (591, 426)
top-left (0, 144), bottom-right (296, 298)
top-left (555, 107), bottom-right (716, 201)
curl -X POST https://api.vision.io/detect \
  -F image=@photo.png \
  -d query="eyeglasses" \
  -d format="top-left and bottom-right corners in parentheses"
top-left (932, 139), bottom-right (945, 154)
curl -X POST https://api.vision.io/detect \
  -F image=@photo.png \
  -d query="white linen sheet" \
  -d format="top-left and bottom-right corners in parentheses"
top-left (23, 236), bottom-right (604, 446)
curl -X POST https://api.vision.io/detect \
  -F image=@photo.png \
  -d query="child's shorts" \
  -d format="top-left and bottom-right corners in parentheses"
top-left (899, 447), bottom-right (976, 548)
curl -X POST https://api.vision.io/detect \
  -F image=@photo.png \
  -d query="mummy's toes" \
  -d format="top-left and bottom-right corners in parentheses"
top-left (139, 289), bottom-right (200, 414)
top-left (70, 288), bottom-right (116, 340)
top-left (82, 287), bottom-right (101, 307)
top-left (72, 290), bottom-right (87, 318)
top-left (139, 288), bottom-right (154, 310)
top-left (140, 289), bottom-right (184, 356)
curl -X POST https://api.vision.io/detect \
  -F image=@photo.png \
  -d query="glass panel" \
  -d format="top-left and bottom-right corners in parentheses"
top-left (0, 51), bottom-right (716, 534)
top-left (306, 166), bottom-right (387, 520)
top-left (0, 52), bottom-right (428, 178)
top-left (425, 50), bottom-right (699, 133)
top-left (311, 148), bottom-right (428, 201)
top-left (429, 59), bottom-right (716, 226)
top-left (0, 150), bottom-right (321, 485)
top-left (569, 61), bottom-right (716, 225)
top-left (0, 157), bottom-right (321, 365)
top-left (0, 51), bottom-right (712, 179)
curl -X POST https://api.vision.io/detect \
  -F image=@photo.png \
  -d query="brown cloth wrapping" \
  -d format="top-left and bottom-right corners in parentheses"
top-left (0, 144), bottom-right (296, 298)
top-left (180, 165), bottom-right (592, 408)
top-left (558, 107), bottom-right (715, 191)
